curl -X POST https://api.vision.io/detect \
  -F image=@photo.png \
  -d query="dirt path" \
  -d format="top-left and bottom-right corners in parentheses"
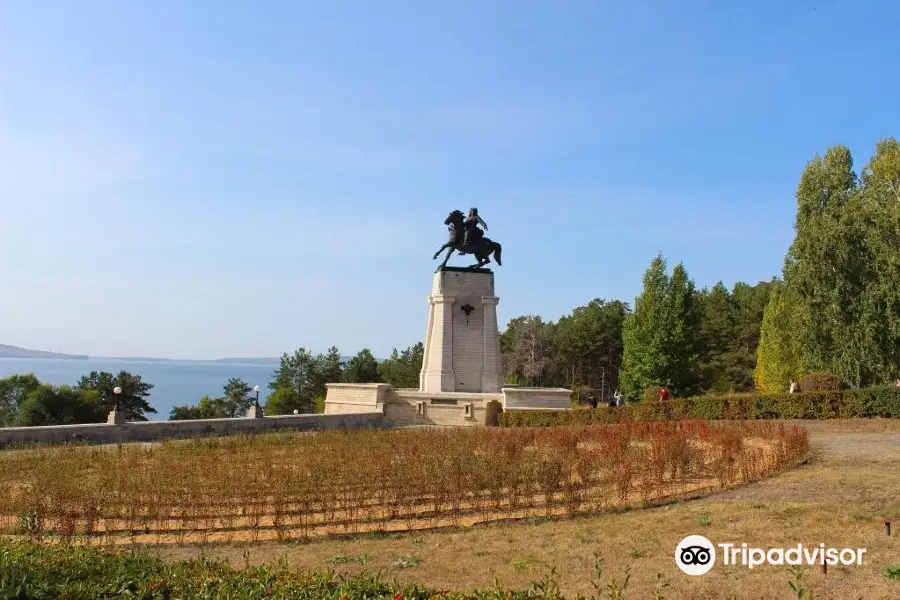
top-left (162, 421), bottom-right (900, 599)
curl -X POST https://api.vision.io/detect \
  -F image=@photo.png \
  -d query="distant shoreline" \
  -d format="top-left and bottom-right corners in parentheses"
top-left (0, 355), bottom-right (89, 360)
top-left (0, 356), bottom-right (281, 364)
top-left (0, 344), bottom-right (283, 364)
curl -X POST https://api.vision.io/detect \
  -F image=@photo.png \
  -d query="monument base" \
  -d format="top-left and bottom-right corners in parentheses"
top-left (419, 268), bottom-right (503, 394)
top-left (324, 383), bottom-right (572, 427)
top-left (322, 266), bottom-right (572, 426)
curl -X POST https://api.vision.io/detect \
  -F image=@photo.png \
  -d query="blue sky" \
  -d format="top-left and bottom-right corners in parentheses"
top-left (1, 0), bottom-right (898, 359)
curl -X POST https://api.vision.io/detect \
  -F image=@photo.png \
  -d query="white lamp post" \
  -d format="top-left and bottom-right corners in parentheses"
top-left (108, 385), bottom-right (125, 425)
top-left (249, 385), bottom-right (263, 419)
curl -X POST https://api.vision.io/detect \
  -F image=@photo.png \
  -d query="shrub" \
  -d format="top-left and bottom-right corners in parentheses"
top-left (0, 540), bottom-right (446, 599)
top-left (498, 386), bottom-right (900, 427)
top-left (799, 371), bottom-right (841, 392)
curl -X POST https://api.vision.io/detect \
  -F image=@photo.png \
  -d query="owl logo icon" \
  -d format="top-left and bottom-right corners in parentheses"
top-left (676, 535), bottom-right (716, 575)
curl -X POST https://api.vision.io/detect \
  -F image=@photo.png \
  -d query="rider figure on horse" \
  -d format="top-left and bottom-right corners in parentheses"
top-left (459, 207), bottom-right (488, 253)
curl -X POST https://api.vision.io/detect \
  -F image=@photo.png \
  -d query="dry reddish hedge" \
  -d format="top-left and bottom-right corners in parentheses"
top-left (0, 422), bottom-right (807, 544)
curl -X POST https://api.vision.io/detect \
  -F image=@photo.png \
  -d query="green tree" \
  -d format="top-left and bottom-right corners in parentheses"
top-left (264, 386), bottom-right (305, 415)
top-left (0, 373), bottom-right (40, 427)
top-left (169, 395), bottom-right (229, 420)
top-left (267, 348), bottom-right (317, 414)
top-left (666, 263), bottom-right (702, 396)
top-left (854, 138), bottom-right (900, 384)
top-left (619, 254), bottom-right (670, 401)
top-left (619, 255), bottom-right (702, 401)
top-left (771, 141), bottom-right (900, 387)
top-left (754, 283), bottom-right (803, 393)
top-left (553, 299), bottom-right (628, 399)
top-left (342, 349), bottom-right (381, 383)
top-left (221, 377), bottom-right (254, 417)
top-left (378, 343), bottom-right (424, 388)
top-left (15, 385), bottom-right (106, 426)
top-left (728, 280), bottom-right (775, 391)
top-left (782, 145), bottom-right (864, 384)
top-left (696, 282), bottom-right (736, 392)
top-left (313, 346), bottom-right (344, 394)
top-left (74, 371), bottom-right (156, 421)
top-left (266, 347), bottom-right (342, 414)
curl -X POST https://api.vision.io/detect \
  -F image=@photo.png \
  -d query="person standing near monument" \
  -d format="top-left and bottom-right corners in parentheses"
top-left (659, 387), bottom-right (670, 402)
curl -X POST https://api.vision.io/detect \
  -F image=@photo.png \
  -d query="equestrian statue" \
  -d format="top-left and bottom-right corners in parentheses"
top-left (432, 208), bottom-right (502, 271)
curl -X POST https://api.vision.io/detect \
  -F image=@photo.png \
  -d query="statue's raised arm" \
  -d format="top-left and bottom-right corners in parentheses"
top-left (431, 208), bottom-right (502, 271)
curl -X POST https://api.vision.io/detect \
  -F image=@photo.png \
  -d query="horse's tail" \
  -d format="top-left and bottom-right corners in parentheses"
top-left (493, 241), bottom-right (502, 266)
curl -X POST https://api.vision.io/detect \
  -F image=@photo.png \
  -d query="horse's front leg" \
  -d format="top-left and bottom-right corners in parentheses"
top-left (432, 243), bottom-right (450, 260)
top-left (437, 246), bottom-right (455, 271)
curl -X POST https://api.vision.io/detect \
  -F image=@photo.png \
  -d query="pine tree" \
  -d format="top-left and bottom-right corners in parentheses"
top-left (697, 281), bottom-right (736, 392)
top-left (266, 348), bottom-right (319, 414)
top-left (221, 377), bottom-right (253, 417)
top-left (729, 280), bottom-right (774, 391)
top-left (665, 263), bottom-right (702, 397)
top-left (342, 349), bottom-right (381, 383)
top-left (378, 343), bottom-right (424, 388)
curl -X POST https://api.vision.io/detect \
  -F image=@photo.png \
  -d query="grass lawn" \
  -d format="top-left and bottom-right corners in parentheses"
top-left (162, 420), bottom-right (900, 599)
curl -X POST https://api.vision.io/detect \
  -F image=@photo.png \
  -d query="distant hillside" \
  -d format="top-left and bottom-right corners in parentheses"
top-left (1, 346), bottom-right (363, 364)
top-left (110, 357), bottom-right (285, 364)
top-left (0, 344), bottom-right (88, 360)
top-left (211, 357), bottom-right (282, 365)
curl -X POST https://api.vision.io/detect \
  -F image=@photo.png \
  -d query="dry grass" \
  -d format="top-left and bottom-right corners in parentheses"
top-left (0, 422), bottom-right (804, 547)
top-left (160, 420), bottom-right (900, 599)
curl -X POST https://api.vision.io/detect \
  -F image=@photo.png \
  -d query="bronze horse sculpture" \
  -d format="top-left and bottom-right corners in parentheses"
top-left (432, 210), bottom-right (503, 271)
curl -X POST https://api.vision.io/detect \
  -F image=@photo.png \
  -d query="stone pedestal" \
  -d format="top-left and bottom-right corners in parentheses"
top-left (419, 268), bottom-right (504, 393)
top-left (247, 404), bottom-right (264, 418)
top-left (106, 410), bottom-right (125, 425)
top-left (324, 266), bottom-right (573, 425)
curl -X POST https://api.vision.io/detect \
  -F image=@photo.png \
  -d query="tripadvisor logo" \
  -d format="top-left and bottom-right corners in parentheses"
top-left (675, 535), bottom-right (867, 575)
top-left (676, 535), bottom-right (716, 575)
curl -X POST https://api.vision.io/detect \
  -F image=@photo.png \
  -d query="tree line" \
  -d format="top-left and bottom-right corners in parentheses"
top-left (169, 343), bottom-right (425, 418)
top-left (500, 274), bottom-right (773, 403)
top-left (505, 138), bottom-right (900, 401)
top-left (755, 138), bottom-right (900, 391)
top-left (0, 343), bottom-right (426, 426)
top-left (0, 371), bottom-right (155, 427)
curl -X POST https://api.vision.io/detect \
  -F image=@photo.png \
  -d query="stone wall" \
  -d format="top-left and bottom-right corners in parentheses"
top-left (0, 412), bottom-right (384, 448)
top-left (502, 387), bottom-right (573, 410)
top-left (385, 389), bottom-right (497, 427)
top-left (322, 383), bottom-right (391, 414)
top-left (324, 383), bottom-right (573, 427)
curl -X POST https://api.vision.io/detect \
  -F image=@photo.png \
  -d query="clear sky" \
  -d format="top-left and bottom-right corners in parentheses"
top-left (1, 1), bottom-right (898, 360)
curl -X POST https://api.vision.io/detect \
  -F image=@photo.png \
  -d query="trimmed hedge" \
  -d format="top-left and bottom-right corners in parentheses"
top-left (499, 386), bottom-right (900, 427)
top-left (799, 371), bottom-right (841, 392)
